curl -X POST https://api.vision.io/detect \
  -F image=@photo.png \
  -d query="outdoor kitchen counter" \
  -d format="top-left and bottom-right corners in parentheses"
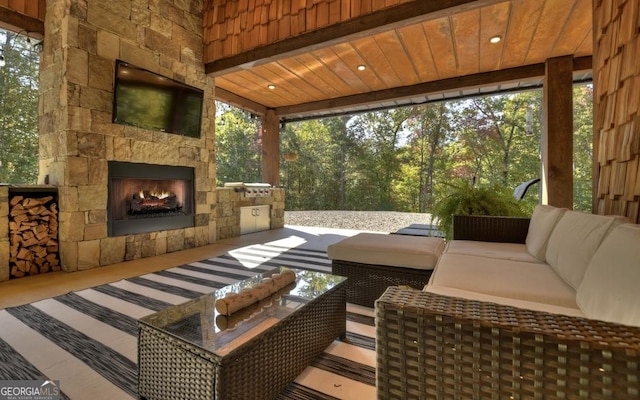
top-left (216, 186), bottom-right (285, 239)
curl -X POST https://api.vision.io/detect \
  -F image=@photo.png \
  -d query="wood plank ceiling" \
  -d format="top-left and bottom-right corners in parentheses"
top-left (211, 0), bottom-right (592, 121)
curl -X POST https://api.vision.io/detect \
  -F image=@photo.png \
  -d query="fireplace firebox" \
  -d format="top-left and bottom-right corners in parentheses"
top-left (108, 162), bottom-right (195, 236)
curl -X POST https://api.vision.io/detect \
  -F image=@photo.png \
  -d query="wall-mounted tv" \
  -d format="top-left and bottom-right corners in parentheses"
top-left (113, 60), bottom-right (204, 138)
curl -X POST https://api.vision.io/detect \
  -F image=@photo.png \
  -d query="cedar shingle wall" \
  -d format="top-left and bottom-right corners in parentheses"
top-left (594, 0), bottom-right (640, 222)
top-left (203, 0), bottom-right (413, 62)
top-left (0, 0), bottom-right (46, 21)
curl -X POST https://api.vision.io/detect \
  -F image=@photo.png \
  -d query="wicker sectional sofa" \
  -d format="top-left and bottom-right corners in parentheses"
top-left (376, 206), bottom-right (640, 399)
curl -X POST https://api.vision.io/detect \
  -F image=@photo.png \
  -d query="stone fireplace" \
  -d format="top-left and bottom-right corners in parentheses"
top-left (35, 0), bottom-right (218, 272)
top-left (108, 162), bottom-right (195, 236)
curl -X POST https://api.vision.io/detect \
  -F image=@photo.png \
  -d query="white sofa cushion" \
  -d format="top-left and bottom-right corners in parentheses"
top-left (445, 240), bottom-right (542, 263)
top-left (526, 205), bottom-right (567, 261)
top-left (424, 285), bottom-right (584, 318)
top-left (577, 224), bottom-right (640, 327)
top-left (429, 253), bottom-right (578, 308)
top-left (545, 211), bottom-right (628, 289)
top-left (326, 233), bottom-right (445, 270)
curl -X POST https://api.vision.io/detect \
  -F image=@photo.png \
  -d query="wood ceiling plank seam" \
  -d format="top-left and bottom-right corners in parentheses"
top-left (215, 71), bottom-right (273, 96)
top-left (524, 0), bottom-right (576, 64)
top-left (332, 42), bottom-right (381, 92)
top-left (548, 0), bottom-right (591, 58)
top-left (349, 37), bottom-right (399, 90)
top-left (214, 87), bottom-right (268, 116)
top-left (498, 0), bottom-right (514, 68)
top-left (501, 0), bottom-right (544, 69)
top-left (422, 17), bottom-right (458, 80)
top-left (276, 56), bottom-right (344, 99)
top-left (448, 14), bottom-right (461, 73)
top-left (479, 2), bottom-right (510, 73)
top-left (396, 23), bottom-right (440, 82)
top-left (361, 34), bottom-right (406, 87)
top-left (450, 7), bottom-right (481, 76)
top-left (215, 78), bottom-right (251, 96)
top-left (418, 21), bottom-right (443, 81)
top-left (574, 27), bottom-right (594, 58)
top-left (259, 62), bottom-right (327, 101)
top-left (311, 46), bottom-right (371, 93)
top-left (295, 51), bottom-right (355, 94)
top-left (219, 69), bottom-right (293, 106)
top-left (373, 29), bottom-right (421, 86)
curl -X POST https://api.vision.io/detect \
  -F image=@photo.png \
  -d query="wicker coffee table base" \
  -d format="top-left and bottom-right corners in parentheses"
top-left (138, 284), bottom-right (346, 400)
top-left (332, 259), bottom-right (432, 307)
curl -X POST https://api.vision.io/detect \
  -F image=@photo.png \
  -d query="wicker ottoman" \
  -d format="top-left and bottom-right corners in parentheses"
top-left (327, 233), bottom-right (445, 307)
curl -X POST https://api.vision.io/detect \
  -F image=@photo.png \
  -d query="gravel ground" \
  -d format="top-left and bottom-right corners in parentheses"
top-left (284, 210), bottom-right (435, 233)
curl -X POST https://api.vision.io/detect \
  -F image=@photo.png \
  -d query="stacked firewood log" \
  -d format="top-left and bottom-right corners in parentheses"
top-left (8, 195), bottom-right (60, 278)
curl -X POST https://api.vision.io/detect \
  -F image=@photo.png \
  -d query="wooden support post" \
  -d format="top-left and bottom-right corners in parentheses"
top-left (261, 109), bottom-right (280, 186)
top-left (542, 56), bottom-right (574, 209)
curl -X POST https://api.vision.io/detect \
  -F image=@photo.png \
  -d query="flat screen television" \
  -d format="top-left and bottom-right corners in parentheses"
top-left (112, 60), bottom-right (204, 138)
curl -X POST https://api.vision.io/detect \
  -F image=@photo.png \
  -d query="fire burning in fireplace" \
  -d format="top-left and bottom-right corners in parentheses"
top-left (130, 188), bottom-right (180, 214)
top-left (108, 162), bottom-right (195, 236)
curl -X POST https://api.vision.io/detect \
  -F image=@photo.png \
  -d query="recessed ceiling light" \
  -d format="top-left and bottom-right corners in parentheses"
top-left (268, 84), bottom-right (276, 90)
top-left (357, 65), bottom-right (366, 71)
top-left (490, 36), bottom-right (502, 44)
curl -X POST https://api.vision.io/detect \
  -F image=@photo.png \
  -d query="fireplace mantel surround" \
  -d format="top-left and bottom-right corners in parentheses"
top-left (28, 0), bottom-right (221, 274)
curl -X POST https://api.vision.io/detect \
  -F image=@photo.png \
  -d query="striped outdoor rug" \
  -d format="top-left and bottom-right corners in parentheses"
top-left (0, 243), bottom-right (376, 400)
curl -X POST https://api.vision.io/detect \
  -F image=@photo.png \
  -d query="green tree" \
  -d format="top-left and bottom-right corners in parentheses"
top-left (573, 84), bottom-right (593, 212)
top-left (0, 29), bottom-right (39, 184)
top-left (324, 116), bottom-right (355, 210)
top-left (404, 103), bottom-right (452, 212)
top-left (452, 93), bottom-right (541, 188)
top-left (348, 108), bottom-right (412, 210)
top-left (215, 103), bottom-right (262, 185)
top-left (280, 118), bottom-right (344, 210)
top-left (217, 87), bottom-right (591, 216)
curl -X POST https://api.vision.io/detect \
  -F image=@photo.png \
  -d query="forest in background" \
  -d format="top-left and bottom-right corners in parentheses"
top-left (0, 29), bottom-right (39, 184)
top-left (216, 85), bottom-right (593, 214)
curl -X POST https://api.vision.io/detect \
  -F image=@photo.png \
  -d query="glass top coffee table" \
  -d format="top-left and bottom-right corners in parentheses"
top-left (138, 268), bottom-right (347, 400)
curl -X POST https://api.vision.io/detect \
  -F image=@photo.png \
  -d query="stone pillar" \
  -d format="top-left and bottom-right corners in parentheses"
top-left (38, 0), bottom-right (217, 272)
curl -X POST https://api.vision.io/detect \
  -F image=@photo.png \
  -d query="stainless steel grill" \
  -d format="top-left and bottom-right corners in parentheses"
top-left (223, 182), bottom-right (272, 197)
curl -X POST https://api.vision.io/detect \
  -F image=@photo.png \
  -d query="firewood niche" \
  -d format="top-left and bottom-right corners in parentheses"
top-left (8, 188), bottom-right (60, 279)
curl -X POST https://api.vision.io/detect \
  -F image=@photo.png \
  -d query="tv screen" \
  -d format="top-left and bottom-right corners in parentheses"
top-left (113, 60), bottom-right (204, 138)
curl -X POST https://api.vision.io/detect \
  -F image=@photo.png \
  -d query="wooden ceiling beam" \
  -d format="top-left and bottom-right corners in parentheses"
top-left (276, 56), bottom-right (592, 118)
top-left (0, 6), bottom-right (44, 36)
top-left (215, 87), bottom-right (268, 116)
top-left (205, 0), bottom-right (504, 77)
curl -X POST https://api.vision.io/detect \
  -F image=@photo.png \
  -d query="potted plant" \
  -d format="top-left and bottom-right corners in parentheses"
top-left (433, 180), bottom-right (527, 239)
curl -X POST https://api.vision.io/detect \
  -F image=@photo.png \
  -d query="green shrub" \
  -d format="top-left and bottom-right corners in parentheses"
top-left (433, 180), bottom-right (527, 239)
